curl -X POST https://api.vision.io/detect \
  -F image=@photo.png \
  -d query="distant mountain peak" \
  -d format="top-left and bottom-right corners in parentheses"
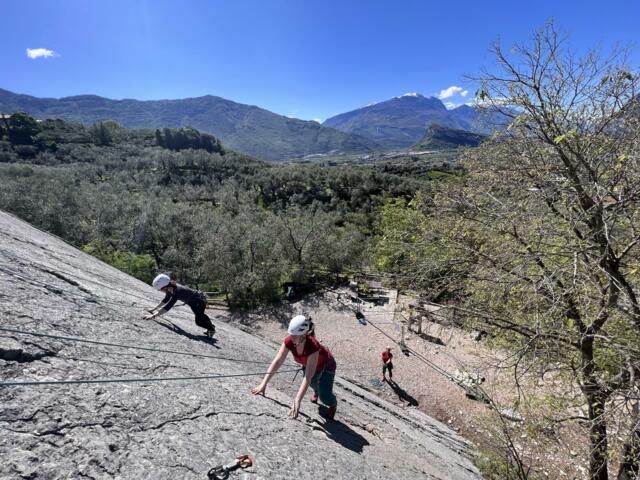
top-left (323, 93), bottom-right (505, 149)
top-left (452, 103), bottom-right (474, 111)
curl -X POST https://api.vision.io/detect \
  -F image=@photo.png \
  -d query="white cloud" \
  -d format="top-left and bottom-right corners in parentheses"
top-left (438, 85), bottom-right (464, 99)
top-left (26, 48), bottom-right (58, 59)
top-left (312, 118), bottom-right (322, 123)
top-left (444, 102), bottom-right (461, 110)
top-left (460, 90), bottom-right (469, 97)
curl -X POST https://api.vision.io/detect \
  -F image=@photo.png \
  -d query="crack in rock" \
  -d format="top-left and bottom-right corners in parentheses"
top-left (0, 408), bottom-right (44, 423)
top-left (31, 265), bottom-right (94, 296)
top-left (34, 420), bottom-right (116, 437)
top-left (145, 409), bottom-right (282, 432)
top-left (168, 463), bottom-right (199, 474)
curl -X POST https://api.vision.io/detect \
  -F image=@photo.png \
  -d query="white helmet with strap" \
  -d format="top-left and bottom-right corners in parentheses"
top-left (152, 273), bottom-right (171, 290)
top-left (288, 315), bottom-right (310, 335)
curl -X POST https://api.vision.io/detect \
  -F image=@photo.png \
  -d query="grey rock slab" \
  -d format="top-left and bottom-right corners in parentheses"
top-left (0, 209), bottom-right (481, 479)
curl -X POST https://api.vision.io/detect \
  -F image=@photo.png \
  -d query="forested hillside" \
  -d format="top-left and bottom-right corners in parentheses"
top-left (0, 113), bottom-right (452, 306)
top-left (0, 89), bottom-right (378, 161)
top-left (412, 124), bottom-right (487, 150)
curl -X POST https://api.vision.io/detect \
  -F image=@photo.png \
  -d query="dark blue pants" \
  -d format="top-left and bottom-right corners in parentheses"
top-left (310, 358), bottom-right (337, 407)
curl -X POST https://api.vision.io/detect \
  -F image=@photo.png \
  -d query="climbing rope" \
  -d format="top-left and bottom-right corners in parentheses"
top-left (0, 326), bottom-right (272, 365)
top-left (365, 315), bottom-right (460, 383)
top-left (1, 251), bottom-right (481, 393)
top-left (323, 288), bottom-right (466, 385)
top-left (0, 368), bottom-right (301, 388)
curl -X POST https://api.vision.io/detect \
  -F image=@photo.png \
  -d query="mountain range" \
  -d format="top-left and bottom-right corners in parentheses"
top-left (0, 88), bottom-right (377, 161)
top-left (324, 93), bottom-right (503, 150)
top-left (0, 88), bottom-right (505, 161)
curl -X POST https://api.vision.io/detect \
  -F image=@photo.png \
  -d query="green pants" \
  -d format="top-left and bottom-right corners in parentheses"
top-left (310, 359), bottom-right (337, 407)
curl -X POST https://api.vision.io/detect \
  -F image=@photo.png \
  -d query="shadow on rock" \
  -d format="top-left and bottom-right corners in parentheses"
top-left (412, 331), bottom-right (446, 346)
top-left (318, 406), bottom-right (370, 454)
top-left (256, 396), bottom-right (369, 454)
top-left (154, 320), bottom-right (221, 349)
top-left (386, 379), bottom-right (419, 406)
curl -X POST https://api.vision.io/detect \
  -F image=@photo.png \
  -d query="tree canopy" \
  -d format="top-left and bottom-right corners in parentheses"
top-left (375, 23), bottom-right (640, 480)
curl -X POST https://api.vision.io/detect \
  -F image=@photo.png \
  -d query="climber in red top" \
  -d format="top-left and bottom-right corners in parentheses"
top-left (382, 346), bottom-right (394, 381)
top-left (251, 315), bottom-right (338, 420)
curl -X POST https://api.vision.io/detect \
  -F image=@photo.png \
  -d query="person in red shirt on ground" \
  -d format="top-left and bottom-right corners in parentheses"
top-left (251, 315), bottom-right (338, 420)
top-left (382, 346), bottom-right (394, 381)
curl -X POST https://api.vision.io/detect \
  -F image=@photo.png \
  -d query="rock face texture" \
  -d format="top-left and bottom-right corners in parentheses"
top-left (0, 210), bottom-right (481, 480)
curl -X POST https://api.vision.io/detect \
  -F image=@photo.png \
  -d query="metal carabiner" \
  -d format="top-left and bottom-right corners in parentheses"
top-left (207, 454), bottom-right (253, 480)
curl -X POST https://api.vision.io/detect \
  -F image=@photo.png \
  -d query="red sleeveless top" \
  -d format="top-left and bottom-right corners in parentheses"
top-left (284, 335), bottom-right (334, 372)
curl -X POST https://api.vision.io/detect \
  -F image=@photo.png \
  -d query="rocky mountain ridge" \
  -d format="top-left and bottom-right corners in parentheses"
top-left (324, 94), bottom-right (504, 149)
top-left (0, 88), bottom-right (377, 162)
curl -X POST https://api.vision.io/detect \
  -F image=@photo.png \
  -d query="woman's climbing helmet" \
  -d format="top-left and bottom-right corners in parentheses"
top-left (152, 273), bottom-right (171, 290)
top-left (288, 315), bottom-right (310, 335)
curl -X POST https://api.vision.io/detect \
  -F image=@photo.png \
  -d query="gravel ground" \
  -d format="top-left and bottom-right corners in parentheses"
top-left (226, 289), bottom-right (488, 438)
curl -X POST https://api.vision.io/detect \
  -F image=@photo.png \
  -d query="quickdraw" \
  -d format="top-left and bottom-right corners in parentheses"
top-left (207, 454), bottom-right (252, 480)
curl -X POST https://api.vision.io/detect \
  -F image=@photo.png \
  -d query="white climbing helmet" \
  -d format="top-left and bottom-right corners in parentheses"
top-left (288, 315), bottom-right (310, 336)
top-left (152, 273), bottom-right (171, 290)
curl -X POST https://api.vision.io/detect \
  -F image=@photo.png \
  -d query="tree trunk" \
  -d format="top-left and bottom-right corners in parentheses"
top-left (617, 418), bottom-right (640, 480)
top-left (582, 336), bottom-right (609, 480)
top-left (586, 391), bottom-right (609, 480)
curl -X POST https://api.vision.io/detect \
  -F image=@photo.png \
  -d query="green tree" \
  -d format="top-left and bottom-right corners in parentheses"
top-left (83, 241), bottom-right (157, 283)
top-left (155, 129), bottom-right (164, 147)
top-left (199, 200), bottom-right (284, 306)
top-left (385, 24), bottom-right (640, 479)
top-left (7, 112), bottom-right (42, 145)
top-left (89, 122), bottom-right (114, 146)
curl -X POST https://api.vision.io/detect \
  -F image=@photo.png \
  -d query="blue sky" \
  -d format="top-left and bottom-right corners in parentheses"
top-left (1, 0), bottom-right (639, 121)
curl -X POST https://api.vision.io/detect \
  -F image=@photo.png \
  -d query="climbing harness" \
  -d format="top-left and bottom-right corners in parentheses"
top-left (207, 454), bottom-right (252, 479)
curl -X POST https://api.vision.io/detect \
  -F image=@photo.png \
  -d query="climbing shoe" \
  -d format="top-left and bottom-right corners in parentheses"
top-left (310, 392), bottom-right (318, 403)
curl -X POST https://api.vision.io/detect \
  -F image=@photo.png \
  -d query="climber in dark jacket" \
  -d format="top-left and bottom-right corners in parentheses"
top-left (143, 273), bottom-right (215, 338)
